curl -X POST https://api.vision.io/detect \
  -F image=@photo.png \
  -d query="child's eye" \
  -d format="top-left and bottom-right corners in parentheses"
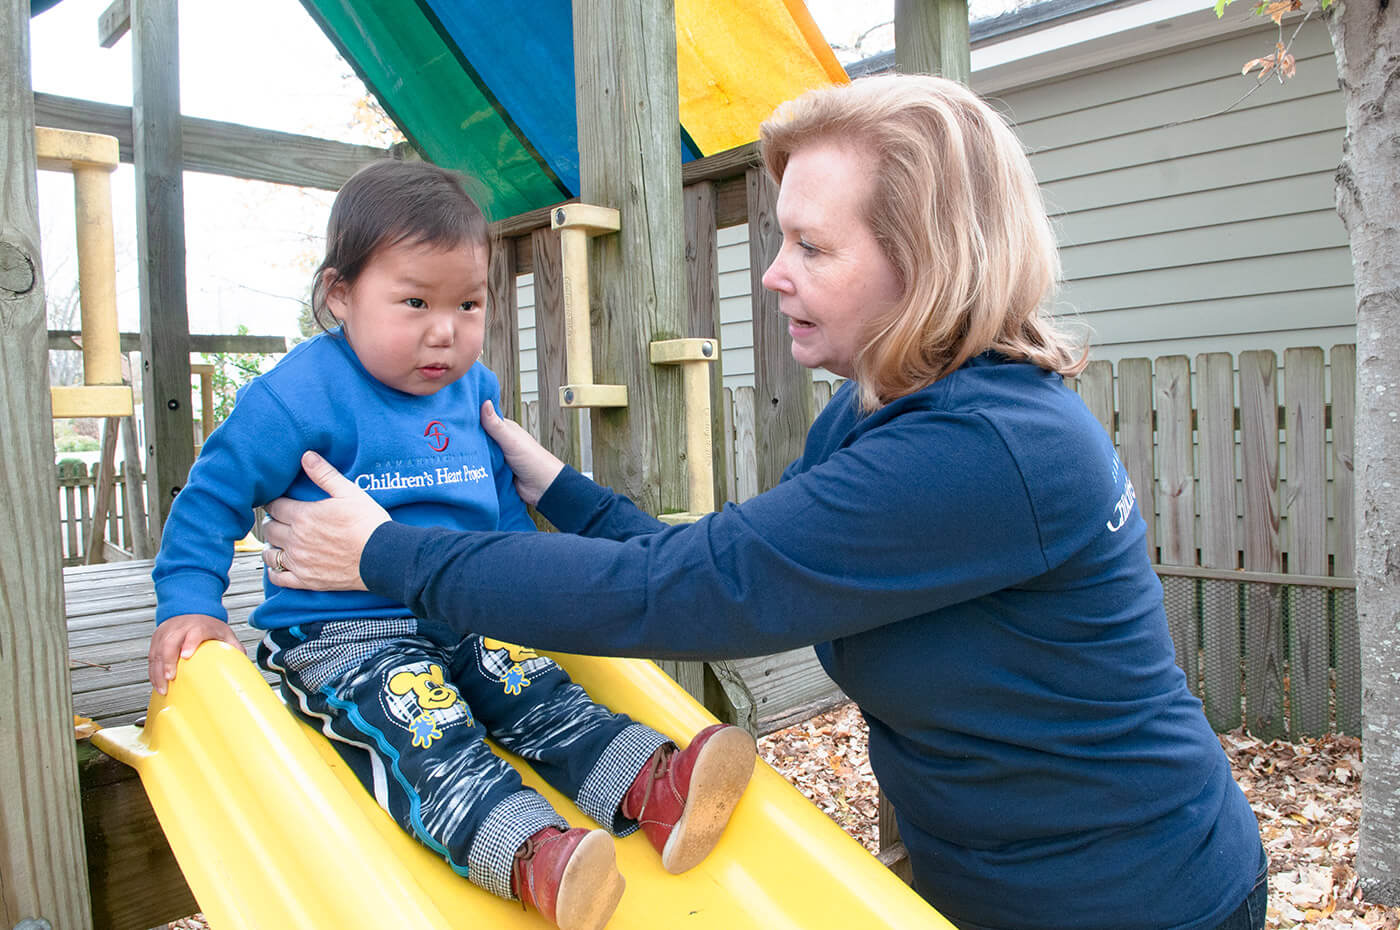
top-left (405, 297), bottom-right (426, 309)
top-left (459, 300), bottom-right (477, 312)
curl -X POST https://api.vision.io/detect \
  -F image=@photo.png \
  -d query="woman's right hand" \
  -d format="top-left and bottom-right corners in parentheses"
top-left (148, 613), bottom-right (243, 694)
top-left (481, 400), bottom-right (565, 507)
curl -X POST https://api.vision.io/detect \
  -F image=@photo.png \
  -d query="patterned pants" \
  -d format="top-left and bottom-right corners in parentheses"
top-left (258, 617), bottom-right (671, 900)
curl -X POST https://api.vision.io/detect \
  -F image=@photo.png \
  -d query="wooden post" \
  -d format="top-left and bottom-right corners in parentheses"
top-left (571, 0), bottom-right (697, 699)
top-left (884, 5), bottom-right (972, 878)
top-left (0, 1), bottom-right (95, 924)
top-left (85, 416), bottom-right (122, 564)
top-left (571, 0), bottom-right (688, 513)
top-left (531, 227), bottom-right (582, 471)
top-left (120, 413), bottom-right (152, 559)
top-left (895, 0), bottom-right (971, 83)
top-left (133, 0), bottom-right (194, 543)
top-left (746, 166), bottom-right (812, 492)
top-left (485, 236), bottom-right (520, 422)
top-left (684, 181), bottom-right (729, 507)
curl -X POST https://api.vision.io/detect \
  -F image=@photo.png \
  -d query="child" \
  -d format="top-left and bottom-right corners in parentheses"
top-left (147, 160), bottom-right (756, 930)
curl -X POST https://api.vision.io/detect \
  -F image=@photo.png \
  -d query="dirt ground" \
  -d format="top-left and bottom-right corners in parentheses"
top-left (757, 703), bottom-right (1400, 929)
top-left (168, 705), bottom-right (1399, 929)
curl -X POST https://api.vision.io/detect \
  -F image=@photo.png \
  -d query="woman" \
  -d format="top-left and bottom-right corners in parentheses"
top-left (261, 75), bottom-right (1267, 930)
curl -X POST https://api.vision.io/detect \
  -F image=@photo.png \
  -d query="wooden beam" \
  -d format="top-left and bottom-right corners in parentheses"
top-left (78, 743), bottom-right (197, 930)
top-left (48, 329), bottom-right (289, 354)
top-left (895, 0), bottom-right (971, 83)
top-left (98, 0), bottom-right (130, 48)
top-left (487, 142), bottom-right (760, 245)
top-left (133, 0), bottom-right (194, 543)
top-left (34, 92), bottom-right (395, 191)
top-left (683, 181), bottom-right (729, 509)
top-left (0, 0), bottom-right (95, 924)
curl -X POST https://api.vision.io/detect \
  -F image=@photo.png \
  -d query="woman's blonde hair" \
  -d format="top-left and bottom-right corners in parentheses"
top-left (760, 74), bottom-right (1087, 410)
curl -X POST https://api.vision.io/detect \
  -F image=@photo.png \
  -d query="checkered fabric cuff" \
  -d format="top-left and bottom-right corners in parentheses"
top-left (576, 724), bottom-right (673, 836)
top-left (467, 790), bottom-right (570, 900)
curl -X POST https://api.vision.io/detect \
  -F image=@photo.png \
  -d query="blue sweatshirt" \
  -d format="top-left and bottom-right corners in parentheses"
top-left (362, 353), bottom-right (1261, 930)
top-left (153, 331), bottom-right (535, 629)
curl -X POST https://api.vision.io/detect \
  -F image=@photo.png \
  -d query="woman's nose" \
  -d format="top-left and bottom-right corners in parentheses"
top-left (761, 253), bottom-right (787, 293)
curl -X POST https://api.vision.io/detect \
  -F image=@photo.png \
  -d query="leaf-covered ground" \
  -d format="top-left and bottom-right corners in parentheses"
top-left (757, 703), bottom-right (1400, 929)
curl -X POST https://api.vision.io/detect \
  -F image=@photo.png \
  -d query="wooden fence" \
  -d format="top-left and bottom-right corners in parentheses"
top-left (56, 459), bottom-right (148, 566)
top-left (59, 336), bottom-right (1356, 741)
top-left (1070, 345), bottom-right (1358, 741)
top-left (515, 344), bottom-right (1357, 740)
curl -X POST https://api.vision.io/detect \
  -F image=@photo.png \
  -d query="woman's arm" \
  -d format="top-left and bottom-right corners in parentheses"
top-left (350, 411), bottom-right (1051, 660)
top-left (482, 400), bottom-right (667, 542)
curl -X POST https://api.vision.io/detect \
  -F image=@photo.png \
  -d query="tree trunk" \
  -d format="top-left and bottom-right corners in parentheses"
top-left (1328, 0), bottom-right (1400, 904)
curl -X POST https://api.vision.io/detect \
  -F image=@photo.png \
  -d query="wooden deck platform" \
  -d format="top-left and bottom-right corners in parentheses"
top-left (67, 551), bottom-right (267, 727)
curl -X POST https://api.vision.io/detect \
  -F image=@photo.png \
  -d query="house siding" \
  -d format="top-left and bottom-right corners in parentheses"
top-left (511, 21), bottom-right (1351, 403)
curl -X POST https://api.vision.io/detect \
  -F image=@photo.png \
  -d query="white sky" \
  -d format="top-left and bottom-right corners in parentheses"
top-left (28, 0), bottom-right (1004, 341)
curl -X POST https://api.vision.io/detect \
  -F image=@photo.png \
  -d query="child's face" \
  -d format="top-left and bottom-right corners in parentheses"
top-left (327, 238), bottom-right (489, 396)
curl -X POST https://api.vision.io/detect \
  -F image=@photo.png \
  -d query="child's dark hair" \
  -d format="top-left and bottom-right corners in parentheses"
top-left (310, 160), bottom-right (491, 331)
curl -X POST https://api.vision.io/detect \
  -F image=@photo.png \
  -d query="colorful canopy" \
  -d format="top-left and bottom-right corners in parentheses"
top-left (298, 0), bottom-right (847, 220)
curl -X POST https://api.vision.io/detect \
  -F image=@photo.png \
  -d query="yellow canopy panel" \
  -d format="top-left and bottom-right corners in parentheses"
top-left (94, 642), bottom-right (951, 930)
top-left (676, 0), bottom-right (849, 154)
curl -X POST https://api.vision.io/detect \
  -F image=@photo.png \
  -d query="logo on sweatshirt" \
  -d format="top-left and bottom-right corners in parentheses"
top-left (424, 420), bottom-right (449, 452)
top-left (1106, 452), bottom-right (1137, 533)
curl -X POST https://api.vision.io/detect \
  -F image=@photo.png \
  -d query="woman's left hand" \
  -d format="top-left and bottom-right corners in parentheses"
top-left (261, 451), bottom-right (390, 591)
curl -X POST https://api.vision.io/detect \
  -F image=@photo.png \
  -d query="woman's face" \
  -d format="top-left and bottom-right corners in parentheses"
top-left (761, 142), bottom-right (904, 380)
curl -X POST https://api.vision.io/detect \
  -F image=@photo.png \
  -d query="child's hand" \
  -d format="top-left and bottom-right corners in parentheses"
top-left (148, 614), bottom-right (243, 694)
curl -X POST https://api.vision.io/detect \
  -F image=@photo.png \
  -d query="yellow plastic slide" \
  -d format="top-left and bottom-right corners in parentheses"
top-left (94, 642), bottom-right (952, 929)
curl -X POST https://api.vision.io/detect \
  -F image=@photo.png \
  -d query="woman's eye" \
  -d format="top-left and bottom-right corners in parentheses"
top-left (797, 239), bottom-right (819, 255)
top-left (405, 297), bottom-right (426, 309)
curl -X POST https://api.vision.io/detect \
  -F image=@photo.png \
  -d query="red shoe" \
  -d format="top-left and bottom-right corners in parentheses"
top-left (622, 724), bottom-right (756, 874)
top-left (511, 827), bottom-right (624, 930)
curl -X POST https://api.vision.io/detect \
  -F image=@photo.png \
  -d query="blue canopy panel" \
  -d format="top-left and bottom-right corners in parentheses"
top-left (299, 0), bottom-right (846, 220)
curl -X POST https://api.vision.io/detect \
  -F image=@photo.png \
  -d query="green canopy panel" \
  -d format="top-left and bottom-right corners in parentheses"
top-left (300, 0), bottom-right (848, 221)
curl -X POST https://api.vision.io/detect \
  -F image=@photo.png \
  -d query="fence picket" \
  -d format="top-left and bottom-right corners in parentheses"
top-left (1118, 358), bottom-right (1155, 562)
top-left (733, 386), bottom-right (758, 503)
top-left (1286, 347), bottom-right (1329, 735)
top-left (722, 386), bottom-right (737, 505)
top-left (1196, 353), bottom-right (1242, 730)
top-left (1239, 350), bottom-right (1286, 739)
top-left (1330, 344), bottom-right (1359, 734)
top-left (1077, 359), bottom-right (1114, 439)
top-left (1156, 355), bottom-right (1197, 691)
top-left (812, 379), bottom-right (833, 420)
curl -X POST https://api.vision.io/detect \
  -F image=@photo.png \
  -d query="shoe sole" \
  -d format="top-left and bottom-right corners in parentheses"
top-left (660, 726), bottom-right (757, 874)
top-left (554, 829), bottom-right (625, 930)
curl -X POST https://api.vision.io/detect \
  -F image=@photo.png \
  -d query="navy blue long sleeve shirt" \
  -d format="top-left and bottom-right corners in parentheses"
top-left (362, 354), bottom-right (1261, 930)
